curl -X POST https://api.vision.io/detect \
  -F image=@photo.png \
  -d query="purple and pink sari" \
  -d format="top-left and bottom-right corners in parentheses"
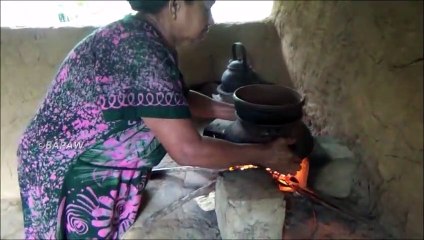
top-left (17, 14), bottom-right (191, 239)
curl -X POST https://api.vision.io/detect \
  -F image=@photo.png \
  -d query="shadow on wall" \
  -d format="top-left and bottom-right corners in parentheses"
top-left (0, 21), bottom-right (292, 199)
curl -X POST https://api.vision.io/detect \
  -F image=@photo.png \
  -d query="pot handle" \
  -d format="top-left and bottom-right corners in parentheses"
top-left (232, 42), bottom-right (248, 70)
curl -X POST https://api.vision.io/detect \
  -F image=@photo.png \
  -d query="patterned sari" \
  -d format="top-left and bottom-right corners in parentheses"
top-left (17, 14), bottom-right (190, 239)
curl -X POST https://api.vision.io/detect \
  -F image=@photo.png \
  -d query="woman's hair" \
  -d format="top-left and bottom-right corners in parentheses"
top-left (128, 0), bottom-right (193, 14)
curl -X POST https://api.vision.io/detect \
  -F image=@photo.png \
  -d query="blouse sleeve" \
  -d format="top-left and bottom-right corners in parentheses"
top-left (95, 38), bottom-right (191, 122)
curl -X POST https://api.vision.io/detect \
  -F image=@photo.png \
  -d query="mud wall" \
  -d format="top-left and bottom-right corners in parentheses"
top-left (271, 1), bottom-right (423, 238)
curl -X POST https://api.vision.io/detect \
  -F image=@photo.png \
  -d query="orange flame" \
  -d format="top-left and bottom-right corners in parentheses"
top-left (276, 158), bottom-right (309, 192)
top-left (228, 158), bottom-right (310, 192)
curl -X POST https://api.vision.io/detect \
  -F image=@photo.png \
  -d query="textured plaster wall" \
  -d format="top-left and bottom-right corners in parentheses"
top-left (1, 22), bottom-right (287, 199)
top-left (1, 27), bottom-right (95, 199)
top-left (271, 1), bottom-right (423, 238)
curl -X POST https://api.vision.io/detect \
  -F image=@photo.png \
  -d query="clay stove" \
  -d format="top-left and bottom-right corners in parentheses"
top-left (202, 117), bottom-right (313, 190)
top-left (203, 117), bottom-right (314, 160)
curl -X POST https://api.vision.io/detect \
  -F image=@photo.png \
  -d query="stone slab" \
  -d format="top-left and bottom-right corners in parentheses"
top-left (309, 137), bottom-right (360, 198)
top-left (215, 169), bottom-right (286, 239)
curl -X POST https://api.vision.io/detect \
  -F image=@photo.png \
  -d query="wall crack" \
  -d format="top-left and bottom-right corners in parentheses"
top-left (391, 57), bottom-right (423, 69)
top-left (384, 154), bottom-right (421, 165)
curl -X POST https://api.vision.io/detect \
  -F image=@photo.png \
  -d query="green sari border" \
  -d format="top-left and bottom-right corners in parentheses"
top-left (102, 105), bottom-right (192, 122)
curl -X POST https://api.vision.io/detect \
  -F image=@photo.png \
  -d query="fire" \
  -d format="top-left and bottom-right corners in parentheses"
top-left (275, 158), bottom-right (309, 192)
top-left (228, 158), bottom-right (310, 192)
top-left (228, 164), bottom-right (259, 171)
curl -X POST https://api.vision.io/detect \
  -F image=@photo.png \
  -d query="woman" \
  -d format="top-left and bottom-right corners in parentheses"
top-left (17, 0), bottom-right (300, 239)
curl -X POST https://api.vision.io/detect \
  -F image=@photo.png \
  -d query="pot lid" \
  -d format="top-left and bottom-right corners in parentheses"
top-left (227, 60), bottom-right (250, 71)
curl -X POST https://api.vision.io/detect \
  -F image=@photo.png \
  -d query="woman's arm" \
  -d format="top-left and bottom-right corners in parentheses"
top-left (143, 117), bottom-right (300, 174)
top-left (187, 90), bottom-right (236, 121)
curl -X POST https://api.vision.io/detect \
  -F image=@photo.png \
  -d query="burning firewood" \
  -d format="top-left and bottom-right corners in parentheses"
top-left (228, 158), bottom-right (310, 192)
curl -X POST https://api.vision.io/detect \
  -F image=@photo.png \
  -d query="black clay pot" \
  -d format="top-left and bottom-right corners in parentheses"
top-left (233, 84), bottom-right (305, 125)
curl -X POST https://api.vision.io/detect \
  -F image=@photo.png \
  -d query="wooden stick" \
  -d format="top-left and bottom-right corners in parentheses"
top-left (140, 180), bottom-right (217, 228)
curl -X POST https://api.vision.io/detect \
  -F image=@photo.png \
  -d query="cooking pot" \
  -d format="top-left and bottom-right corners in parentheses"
top-left (233, 84), bottom-right (306, 125)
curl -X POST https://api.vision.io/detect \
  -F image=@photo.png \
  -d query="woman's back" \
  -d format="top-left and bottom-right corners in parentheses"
top-left (17, 14), bottom-right (187, 239)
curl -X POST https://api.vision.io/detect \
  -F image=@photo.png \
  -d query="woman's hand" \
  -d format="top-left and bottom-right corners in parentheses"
top-left (143, 117), bottom-right (299, 172)
top-left (187, 90), bottom-right (236, 120)
top-left (261, 138), bottom-right (301, 174)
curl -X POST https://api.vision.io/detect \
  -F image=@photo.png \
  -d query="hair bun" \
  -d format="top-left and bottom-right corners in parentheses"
top-left (127, 0), bottom-right (169, 14)
top-left (127, 0), bottom-right (143, 11)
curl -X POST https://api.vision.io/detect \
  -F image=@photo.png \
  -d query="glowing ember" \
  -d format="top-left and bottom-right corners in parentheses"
top-left (228, 164), bottom-right (258, 171)
top-left (228, 158), bottom-right (310, 192)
